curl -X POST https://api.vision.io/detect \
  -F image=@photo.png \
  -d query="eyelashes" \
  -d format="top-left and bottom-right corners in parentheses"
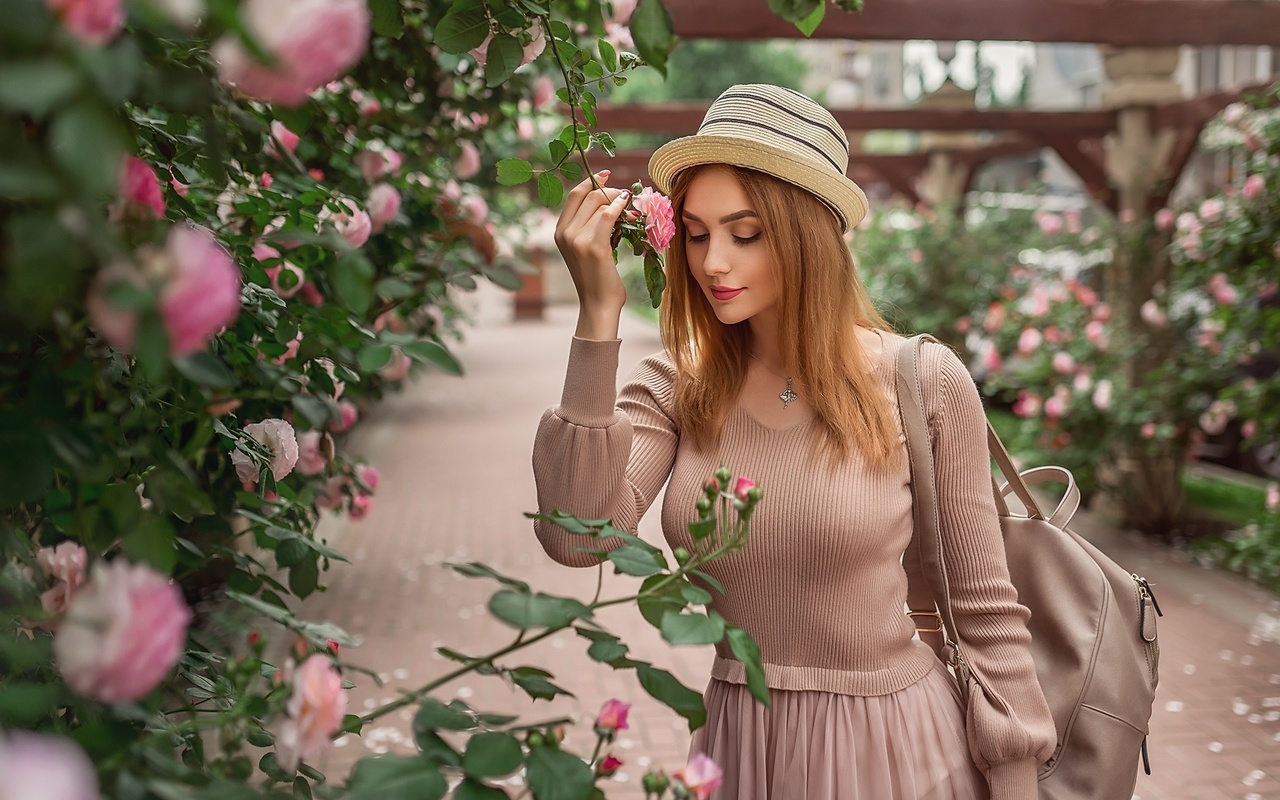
top-left (686, 233), bottom-right (762, 246)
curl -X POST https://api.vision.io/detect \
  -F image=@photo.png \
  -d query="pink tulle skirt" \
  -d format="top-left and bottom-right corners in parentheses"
top-left (690, 659), bottom-right (989, 800)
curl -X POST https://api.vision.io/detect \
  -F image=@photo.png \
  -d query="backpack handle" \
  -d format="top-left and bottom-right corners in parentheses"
top-left (998, 465), bottom-right (1081, 528)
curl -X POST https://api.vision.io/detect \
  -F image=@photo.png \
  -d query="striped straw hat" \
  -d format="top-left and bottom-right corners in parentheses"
top-left (648, 84), bottom-right (868, 232)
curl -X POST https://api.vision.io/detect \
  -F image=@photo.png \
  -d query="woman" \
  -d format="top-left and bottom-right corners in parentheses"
top-left (532, 84), bottom-right (1054, 799)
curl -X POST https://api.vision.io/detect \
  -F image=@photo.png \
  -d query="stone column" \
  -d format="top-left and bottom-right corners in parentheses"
top-left (916, 77), bottom-right (978, 207)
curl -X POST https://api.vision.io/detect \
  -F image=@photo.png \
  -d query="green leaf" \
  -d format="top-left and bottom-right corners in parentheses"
top-left (434, 0), bottom-right (489, 54)
top-left (591, 131), bottom-right (616, 157)
top-left (289, 555), bottom-right (320, 598)
top-left (403, 339), bottom-right (463, 375)
top-left (538, 171), bottom-right (564, 207)
top-left (485, 33), bottom-right (524, 87)
top-left (370, 0), bottom-right (404, 38)
top-left (0, 411), bottom-right (52, 505)
top-left (686, 518), bottom-right (715, 541)
top-left (767, 0), bottom-right (824, 23)
top-left (598, 39), bottom-right (618, 71)
top-left (586, 638), bottom-right (628, 663)
top-left (482, 261), bottom-right (524, 291)
top-left (510, 667), bottom-right (570, 700)
top-left (728, 626), bottom-right (770, 705)
top-left (348, 755), bottom-right (448, 800)
top-left (415, 698), bottom-right (477, 732)
top-left (637, 664), bottom-right (705, 731)
top-left (636, 574), bottom-right (686, 628)
top-left (462, 732), bottom-right (523, 779)
top-left (643, 249), bottom-right (666, 308)
top-left (227, 591), bottom-right (360, 648)
top-left (144, 467), bottom-right (214, 521)
top-left (488, 590), bottom-right (589, 630)
top-left (496, 158), bottom-right (535, 186)
top-left (374, 277), bottom-right (414, 298)
top-left (330, 253), bottom-right (374, 314)
top-left (0, 681), bottom-right (63, 726)
top-left (548, 140), bottom-right (569, 164)
top-left (559, 161), bottom-right (584, 183)
top-left (525, 747), bottom-right (595, 800)
top-left (122, 514), bottom-right (177, 574)
top-left (0, 59), bottom-right (80, 119)
top-left (358, 343), bottom-right (394, 372)
top-left (49, 99), bottom-right (127, 197)
top-left (454, 779), bottom-right (509, 800)
top-left (605, 545), bottom-right (665, 576)
top-left (630, 0), bottom-right (677, 78)
top-left (173, 352), bottom-right (237, 388)
top-left (794, 0), bottom-right (826, 35)
top-left (690, 569), bottom-right (727, 596)
top-left (659, 609), bottom-right (726, 645)
top-left (680, 584), bottom-right (713, 605)
top-left (446, 561), bottom-right (530, 592)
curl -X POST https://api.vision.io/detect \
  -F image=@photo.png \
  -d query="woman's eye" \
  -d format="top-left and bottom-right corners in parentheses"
top-left (687, 233), bottom-right (709, 243)
top-left (734, 233), bottom-right (762, 245)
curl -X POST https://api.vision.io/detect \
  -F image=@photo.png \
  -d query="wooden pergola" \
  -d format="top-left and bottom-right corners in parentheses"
top-left (594, 0), bottom-right (1280, 214)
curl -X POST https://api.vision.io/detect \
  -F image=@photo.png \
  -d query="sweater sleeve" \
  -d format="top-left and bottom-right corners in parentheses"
top-left (531, 336), bottom-right (679, 567)
top-left (920, 341), bottom-right (1057, 800)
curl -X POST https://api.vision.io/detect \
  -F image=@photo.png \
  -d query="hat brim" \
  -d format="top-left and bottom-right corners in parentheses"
top-left (648, 134), bottom-right (869, 233)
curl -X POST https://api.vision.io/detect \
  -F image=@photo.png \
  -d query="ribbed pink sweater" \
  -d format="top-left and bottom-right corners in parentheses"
top-left (532, 331), bottom-right (1055, 799)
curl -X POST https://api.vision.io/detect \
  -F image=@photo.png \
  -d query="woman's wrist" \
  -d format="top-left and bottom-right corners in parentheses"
top-left (574, 305), bottom-right (623, 341)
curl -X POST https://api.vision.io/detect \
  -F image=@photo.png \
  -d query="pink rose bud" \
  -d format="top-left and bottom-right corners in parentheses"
top-left (248, 630), bottom-right (262, 647)
top-left (1012, 390), bottom-right (1041, 419)
top-left (298, 281), bottom-right (325, 306)
top-left (330, 400), bottom-right (359, 433)
top-left (326, 639), bottom-right (340, 654)
top-left (348, 493), bottom-right (371, 519)
top-left (1243, 174), bottom-right (1265, 201)
top-left (47, 0), bottom-right (125, 47)
top-left (265, 121), bottom-right (300, 158)
top-left (673, 752), bottom-right (723, 800)
top-left (211, 0), bottom-right (370, 107)
top-left (1154, 208), bottom-right (1175, 231)
top-left (1092, 379), bottom-right (1113, 412)
top-left (36, 541), bottom-right (89, 619)
top-left (0, 731), bottom-right (99, 800)
top-left (594, 698), bottom-right (630, 734)
top-left (367, 183), bottom-right (401, 232)
top-left (117, 155), bottom-right (166, 219)
top-left (1140, 422), bottom-right (1157, 439)
top-left (354, 463), bottom-right (379, 493)
top-left (294, 431), bottom-right (330, 475)
top-left (454, 140), bottom-right (481, 179)
top-left (1085, 320), bottom-right (1107, 348)
top-left (54, 559), bottom-right (192, 703)
top-left (319, 198), bottom-right (372, 248)
top-left (631, 187), bottom-right (675, 251)
top-left (597, 753), bottom-right (623, 777)
top-left (732, 476), bottom-right (757, 503)
top-left (231, 418), bottom-right (300, 484)
top-left (274, 654), bottom-right (349, 772)
top-left (1242, 420), bottom-right (1258, 438)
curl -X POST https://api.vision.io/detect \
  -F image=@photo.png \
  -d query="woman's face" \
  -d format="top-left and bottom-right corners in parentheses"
top-left (681, 166), bottom-right (778, 327)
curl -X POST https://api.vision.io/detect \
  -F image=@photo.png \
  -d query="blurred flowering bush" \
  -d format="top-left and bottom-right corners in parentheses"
top-left (0, 0), bottom-right (826, 795)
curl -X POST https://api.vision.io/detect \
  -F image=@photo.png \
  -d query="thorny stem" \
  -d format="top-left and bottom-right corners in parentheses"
top-left (541, 13), bottom-right (608, 200)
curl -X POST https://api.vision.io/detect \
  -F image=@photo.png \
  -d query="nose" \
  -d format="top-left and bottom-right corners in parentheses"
top-left (702, 236), bottom-right (731, 277)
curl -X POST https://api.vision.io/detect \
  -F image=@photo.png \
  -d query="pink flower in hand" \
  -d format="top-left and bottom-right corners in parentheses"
top-left (47, 0), bottom-right (124, 46)
top-left (674, 753), bottom-right (723, 800)
top-left (231, 418), bottom-right (300, 484)
top-left (212, 0), bottom-right (370, 107)
top-left (54, 559), bottom-right (192, 703)
top-left (367, 183), bottom-right (400, 232)
top-left (117, 155), bottom-right (166, 219)
top-left (732, 476), bottom-right (757, 503)
top-left (595, 698), bottom-right (630, 734)
top-left (0, 731), bottom-right (99, 800)
top-left (274, 654), bottom-right (348, 772)
top-left (631, 187), bottom-right (675, 251)
top-left (36, 541), bottom-right (89, 618)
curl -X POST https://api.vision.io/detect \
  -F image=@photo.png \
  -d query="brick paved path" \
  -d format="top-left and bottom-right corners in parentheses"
top-left (299, 285), bottom-right (1280, 799)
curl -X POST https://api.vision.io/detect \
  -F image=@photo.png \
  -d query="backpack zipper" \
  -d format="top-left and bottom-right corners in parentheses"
top-left (1132, 573), bottom-right (1162, 683)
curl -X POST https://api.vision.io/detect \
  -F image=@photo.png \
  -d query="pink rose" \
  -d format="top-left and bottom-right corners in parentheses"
top-left (231, 418), bottom-right (299, 484)
top-left (532, 75), bottom-right (556, 110)
top-left (330, 400), bottom-right (358, 433)
top-left (1266, 482), bottom-right (1279, 513)
top-left (271, 331), bottom-right (302, 365)
top-left (354, 146), bottom-right (403, 182)
top-left (459, 194), bottom-right (489, 225)
top-left (955, 317), bottom-right (972, 334)
top-left (1175, 212), bottom-right (1201, 233)
top-left (595, 698), bottom-right (630, 734)
top-left (454, 140), bottom-right (481, 179)
top-left (1044, 392), bottom-right (1069, 419)
top-left (319, 198), bottom-right (371, 247)
top-left (47, 0), bottom-right (124, 46)
top-left (0, 731), bottom-right (99, 800)
top-left (295, 431), bottom-right (330, 475)
top-left (1243, 174), bottom-right (1265, 201)
top-left (731, 476), bottom-right (757, 503)
top-left (598, 753), bottom-right (623, 777)
top-left (1017, 327), bottom-right (1043, 354)
top-left (1036, 212), bottom-right (1063, 237)
top-left (1208, 272), bottom-right (1238, 305)
top-left (1179, 231), bottom-right (1202, 260)
top-left (117, 155), bottom-right (166, 219)
top-left (54, 559), bottom-right (192, 703)
top-left (1072, 371), bottom-right (1092, 393)
top-left (610, 0), bottom-right (637, 23)
top-left (983, 302), bottom-right (1006, 334)
top-left (1223, 103), bottom-right (1247, 125)
top-left (265, 121), bottom-right (300, 158)
top-left (979, 340), bottom-right (1002, 372)
top-left (315, 475), bottom-right (346, 509)
top-left (170, 178), bottom-right (189, 196)
top-left (1242, 420), bottom-right (1258, 439)
top-left (367, 183), bottom-right (400, 232)
top-left (298, 282), bottom-right (325, 306)
top-left (517, 117), bottom-right (535, 140)
top-left (604, 22), bottom-right (634, 50)
top-left (212, 0), bottom-right (370, 107)
top-left (1199, 198), bottom-right (1224, 222)
top-left (354, 464), bottom-right (379, 493)
top-left (673, 753), bottom-right (723, 800)
top-left (1091, 379), bottom-right (1113, 411)
top-left (274, 654), bottom-right (349, 772)
top-left (1092, 302), bottom-right (1111, 322)
top-left (1084, 320), bottom-right (1107, 349)
top-left (36, 541), bottom-right (89, 618)
top-left (1140, 422), bottom-right (1157, 439)
top-left (1154, 208), bottom-right (1175, 231)
top-left (631, 187), bottom-right (675, 251)
top-left (378, 346), bottom-right (411, 381)
top-left (1139, 299), bottom-right (1167, 328)
top-left (1052, 351), bottom-right (1075, 374)
top-left (348, 493), bottom-right (371, 519)
top-left (1012, 390), bottom-right (1041, 418)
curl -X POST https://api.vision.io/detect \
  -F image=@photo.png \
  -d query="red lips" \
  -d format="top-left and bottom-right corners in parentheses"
top-left (710, 286), bottom-right (744, 301)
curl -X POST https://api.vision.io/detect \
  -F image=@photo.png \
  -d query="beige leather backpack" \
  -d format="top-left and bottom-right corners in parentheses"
top-left (896, 334), bottom-right (1162, 799)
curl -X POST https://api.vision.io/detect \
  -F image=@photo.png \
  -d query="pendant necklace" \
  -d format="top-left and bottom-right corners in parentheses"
top-left (748, 354), bottom-right (799, 410)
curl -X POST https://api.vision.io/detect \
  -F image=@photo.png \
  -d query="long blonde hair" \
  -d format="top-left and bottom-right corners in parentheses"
top-left (659, 165), bottom-right (900, 469)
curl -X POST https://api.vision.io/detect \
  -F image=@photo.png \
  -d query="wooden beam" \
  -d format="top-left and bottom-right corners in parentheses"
top-left (1151, 81), bottom-right (1277, 129)
top-left (591, 102), bottom-right (1119, 137)
top-left (667, 0), bottom-right (1280, 46)
top-left (1046, 136), bottom-right (1117, 211)
top-left (1151, 125), bottom-right (1208, 210)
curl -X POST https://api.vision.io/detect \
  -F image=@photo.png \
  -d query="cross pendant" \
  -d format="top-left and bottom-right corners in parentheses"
top-left (780, 378), bottom-right (798, 410)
